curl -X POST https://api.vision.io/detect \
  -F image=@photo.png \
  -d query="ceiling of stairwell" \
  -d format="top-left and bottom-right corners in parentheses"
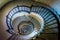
top-left (0, 0), bottom-right (60, 15)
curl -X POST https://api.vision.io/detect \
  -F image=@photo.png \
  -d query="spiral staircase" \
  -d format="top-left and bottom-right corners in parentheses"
top-left (0, 0), bottom-right (60, 40)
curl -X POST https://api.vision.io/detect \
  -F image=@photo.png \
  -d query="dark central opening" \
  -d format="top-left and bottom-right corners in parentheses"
top-left (18, 21), bottom-right (34, 35)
